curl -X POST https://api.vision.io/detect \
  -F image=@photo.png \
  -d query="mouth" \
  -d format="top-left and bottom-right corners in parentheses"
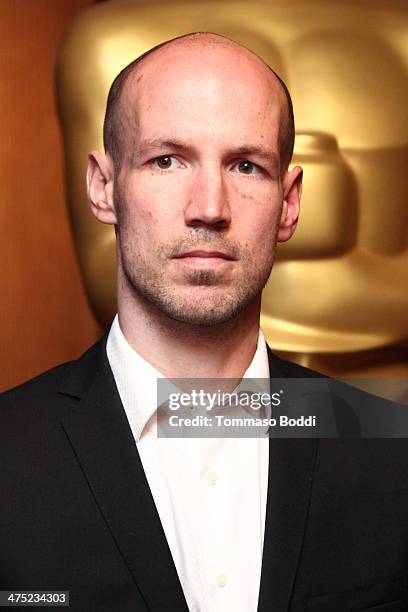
top-left (174, 250), bottom-right (236, 260)
top-left (173, 250), bottom-right (236, 268)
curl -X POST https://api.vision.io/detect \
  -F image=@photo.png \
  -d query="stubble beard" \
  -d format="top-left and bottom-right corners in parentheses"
top-left (117, 227), bottom-right (276, 327)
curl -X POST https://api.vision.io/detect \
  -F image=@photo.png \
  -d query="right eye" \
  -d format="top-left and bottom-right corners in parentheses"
top-left (152, 156), bottom-right (181, 170)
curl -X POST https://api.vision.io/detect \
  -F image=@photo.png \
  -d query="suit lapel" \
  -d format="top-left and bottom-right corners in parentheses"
top-left (258, 438), bottom-right (318, 612)
top-left (257, 349), bottom-right (319, 612)
top-left (59, 337), bottom-right (189, 612)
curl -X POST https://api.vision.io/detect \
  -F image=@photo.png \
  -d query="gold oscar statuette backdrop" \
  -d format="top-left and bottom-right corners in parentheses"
top-left (56, 0), bottom-right (408, 378)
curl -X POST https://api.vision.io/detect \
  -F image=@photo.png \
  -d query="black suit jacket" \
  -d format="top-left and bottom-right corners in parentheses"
top-left (1, 336), bottom-right (408, 611)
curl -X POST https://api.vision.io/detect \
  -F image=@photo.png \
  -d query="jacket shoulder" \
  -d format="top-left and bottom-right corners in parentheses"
top-left (0, 335), bottom-right (108, 423)
top-left (1, 361), bottom-right (74, 403)
top-left (266, 346), bottom-right (325, 379)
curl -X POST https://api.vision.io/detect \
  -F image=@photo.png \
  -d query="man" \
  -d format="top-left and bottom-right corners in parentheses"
top-left (1, 32), bottom-right (408, 612)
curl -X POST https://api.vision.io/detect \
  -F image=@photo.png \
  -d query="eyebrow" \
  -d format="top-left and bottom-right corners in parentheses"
top-left (136, 139), bottom-right (189, 158)
top-left (134, 139), bottom-right (280, 170)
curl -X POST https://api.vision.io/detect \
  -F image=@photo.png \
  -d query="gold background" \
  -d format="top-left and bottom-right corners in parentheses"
top-left (0, 0), bottom-right (101, 391)
top-left (1, 0), bottom-right (407, 390)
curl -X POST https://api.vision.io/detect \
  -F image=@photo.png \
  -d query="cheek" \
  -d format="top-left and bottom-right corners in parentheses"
top-left (124, 174), bottom-right (186, 226)
top-left (232, 185), bottom-right (282, 237)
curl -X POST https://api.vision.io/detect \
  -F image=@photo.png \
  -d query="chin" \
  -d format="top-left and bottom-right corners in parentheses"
top-left (157, 292), bottom-right (258, 327)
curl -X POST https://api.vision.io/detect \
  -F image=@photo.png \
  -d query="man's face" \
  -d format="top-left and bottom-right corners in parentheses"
top-left (113, 44), bottom-right (290, 326)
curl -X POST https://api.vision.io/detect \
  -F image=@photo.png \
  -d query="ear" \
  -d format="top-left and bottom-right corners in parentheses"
top-left (86, 151), bottom-right (117, 225)
top-left (277, 165), bottom-right (303, 242)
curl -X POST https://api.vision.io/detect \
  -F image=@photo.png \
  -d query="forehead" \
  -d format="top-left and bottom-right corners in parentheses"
top-left (121, 42), bottom-right (285, 149)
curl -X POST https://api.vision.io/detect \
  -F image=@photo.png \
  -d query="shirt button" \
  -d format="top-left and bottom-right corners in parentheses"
top-left (207, 471), bottom-right (218, 485)
top-left (217, 573), bottom-right (227, 587)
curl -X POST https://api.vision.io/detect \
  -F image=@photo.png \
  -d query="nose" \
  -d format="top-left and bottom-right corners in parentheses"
top-left (184, 163), bottom-right (231, 229)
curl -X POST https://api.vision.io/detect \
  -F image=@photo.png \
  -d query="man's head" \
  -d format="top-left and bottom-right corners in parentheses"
top-left (103, 33), bottom-right (295, 177)
top-left (87, 32), bottom-right (302, 327)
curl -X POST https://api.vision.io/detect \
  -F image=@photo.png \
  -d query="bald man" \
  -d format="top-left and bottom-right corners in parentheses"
top-left (2, 33), bottom-right (408, 612)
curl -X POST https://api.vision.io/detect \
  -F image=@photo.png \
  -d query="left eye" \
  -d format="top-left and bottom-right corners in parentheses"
top-left (233, 160), bottom-right (262, 175)
top-left (152, 156), bottom-right (181, 170)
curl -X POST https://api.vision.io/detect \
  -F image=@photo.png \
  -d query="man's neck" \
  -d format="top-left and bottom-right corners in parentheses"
top-left (117, 296), bottom-right (261, 380)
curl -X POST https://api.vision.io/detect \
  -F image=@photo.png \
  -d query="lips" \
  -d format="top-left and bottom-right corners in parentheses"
top-left (174, 250), bottom-right (235, 260)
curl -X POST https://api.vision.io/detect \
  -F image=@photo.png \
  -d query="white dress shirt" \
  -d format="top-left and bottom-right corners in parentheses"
top-left (107, 315), bottom-right (270, 612)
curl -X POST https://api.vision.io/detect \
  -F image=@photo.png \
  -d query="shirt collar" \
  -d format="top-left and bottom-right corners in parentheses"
top-left (106, 314), bottom-right (270, 442)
